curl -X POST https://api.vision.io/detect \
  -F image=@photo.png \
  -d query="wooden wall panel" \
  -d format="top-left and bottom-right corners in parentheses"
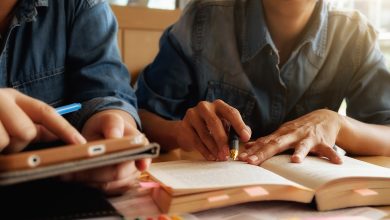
top-left (111, 6), bottom-right (181, 83)
top-left (123, 30), bottom-right (162, 83)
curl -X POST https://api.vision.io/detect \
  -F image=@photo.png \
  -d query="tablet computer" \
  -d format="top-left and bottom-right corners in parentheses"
top-left (0, 134), bottom-right (160, 185)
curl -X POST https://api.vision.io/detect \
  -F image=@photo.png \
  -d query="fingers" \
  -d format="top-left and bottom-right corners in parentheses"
top-left (291, 138), bottom-right (313, 163)
top-left (214, 100), bottom-right (251, 142)
top-left (315, 144), bottom-right (343, 164)
top-left (0, 121), bottom-right (10, 152)
top-left (0, 97), bottom-right (38, 153)
top-left (187, 123), bottom-right (217, 161)
top-left (62, 162), bottom-right (140, 195)
top-left (82, 110), bottom-right (140, 141)
top-left (65, 161), bottom-right (138, 183)
top-left (197, 101), bottom-right (228, 157)
top-left (32, 125), bottom-right (59, 143)
top-left (100, 113), bottom-right (125, 139)
top-left (135, 158), bottom-right (151, 172)
top-left (90, 175), bottom-right (139, 196)
top-left (16, 94), bottom-right (86, 145)
top-left (240, 134), bottom-right (296, 165)
top-left (185, 108), bottom-right (220, 160)
top-left (61, 161), bottom-right (140, 195)
top-left (183, 100), bottom-right (250, 161)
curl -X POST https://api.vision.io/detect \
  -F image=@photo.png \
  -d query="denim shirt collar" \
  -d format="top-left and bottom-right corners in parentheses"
top-left (241, 0), bottom-right (328, 62)
top-left (14, 0), bottom-right (48, 25)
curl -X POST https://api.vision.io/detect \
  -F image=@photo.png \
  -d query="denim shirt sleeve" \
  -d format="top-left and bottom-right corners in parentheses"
top-left (346, 26), bottom-right (390, 125)
top-left (135, 27), bottom-right (197, 120)
top-left (64, 1), bottom-right (140, 129)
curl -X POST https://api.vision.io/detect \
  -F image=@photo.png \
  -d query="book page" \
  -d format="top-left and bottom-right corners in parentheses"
top-left (261, 155), bottom-right (390, 190)
top-left (148, 160), bottom-right (307, 191)
top-left (193, 201), bottom-right (387, 220)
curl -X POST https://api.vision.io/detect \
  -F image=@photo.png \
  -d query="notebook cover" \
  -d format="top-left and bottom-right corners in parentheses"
top-left (0, 178), bottom-right (123, 220)
top-left (0, 143), bottom-right (160, 185)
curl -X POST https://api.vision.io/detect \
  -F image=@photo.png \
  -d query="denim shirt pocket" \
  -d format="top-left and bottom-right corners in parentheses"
top-left (205, 81), bottom-right (255, 121)
top-left (11, 66), bottom-right (66, 106)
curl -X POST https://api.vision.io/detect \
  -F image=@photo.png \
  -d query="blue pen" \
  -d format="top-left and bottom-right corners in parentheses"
top-left (55, 103), bottom-right (82, 115)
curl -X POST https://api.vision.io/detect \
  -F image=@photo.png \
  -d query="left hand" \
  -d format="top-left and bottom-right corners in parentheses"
top-left (239, 109), bottom-right (343, 165)
top-left (61, 109), bottom-right (151, 195)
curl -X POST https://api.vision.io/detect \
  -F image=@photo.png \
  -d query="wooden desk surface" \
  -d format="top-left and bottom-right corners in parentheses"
top-left (355, 156), bottom-right (390, 168)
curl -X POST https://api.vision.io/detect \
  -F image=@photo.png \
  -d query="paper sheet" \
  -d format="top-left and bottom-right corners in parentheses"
top-left (148, 160), bottom-right (304, 191)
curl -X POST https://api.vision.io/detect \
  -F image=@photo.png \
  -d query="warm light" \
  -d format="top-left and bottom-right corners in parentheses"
top-left (353, 188), bottom-right (378, 196)
top-left (139, 181), bottom-right (160, 188)
top-left (244, 186), bottom-right (269, 197)
top-left (207, 194), bottom-right (230, 203)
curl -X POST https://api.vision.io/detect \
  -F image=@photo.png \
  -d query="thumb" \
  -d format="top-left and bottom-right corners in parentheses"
top-left (100, 113), bottom-right (125, 139)
top-left (135, 158), bottom-right (151, 172)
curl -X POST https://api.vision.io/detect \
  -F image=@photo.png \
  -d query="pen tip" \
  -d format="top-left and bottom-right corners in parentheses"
top-left (230, 149), bottom-right (238, 161)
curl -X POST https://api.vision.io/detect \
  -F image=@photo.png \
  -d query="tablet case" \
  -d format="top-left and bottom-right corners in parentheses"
top-left (0, 143), bottom-right (160, 185)
top-left (0, 178), bottom-right (124, 220)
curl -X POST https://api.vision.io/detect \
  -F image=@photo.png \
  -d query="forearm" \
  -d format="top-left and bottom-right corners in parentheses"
top-left (139, 109), bottom-right (180, 151)
top-left (337, 115), bottom-right (390, 156)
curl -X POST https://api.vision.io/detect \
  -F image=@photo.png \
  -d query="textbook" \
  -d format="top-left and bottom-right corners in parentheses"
top-left (146, 155), bottom-right (390, 214)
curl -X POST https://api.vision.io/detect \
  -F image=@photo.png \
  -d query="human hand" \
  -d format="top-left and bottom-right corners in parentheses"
top-left (239, 109), bottom-right (343, 165)
top-left (0, 88), bottom-right (86, 154)
top-left (62, 109), bottom-right (151, 195)
top-left (176, 100), bottom-right (251, 161)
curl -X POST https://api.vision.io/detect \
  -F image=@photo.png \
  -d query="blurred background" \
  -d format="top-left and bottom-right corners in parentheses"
top-left (108, 0), bottom-right (390, 68)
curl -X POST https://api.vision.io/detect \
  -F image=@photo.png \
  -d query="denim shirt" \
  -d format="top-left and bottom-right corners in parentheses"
top-left (0, 0), bottom-right (140, 129)
top-left (136, 0), bottom-right (390, 138)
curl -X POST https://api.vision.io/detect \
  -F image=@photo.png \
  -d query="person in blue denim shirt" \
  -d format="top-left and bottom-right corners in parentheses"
top-left (0, 0), bottom-right (148, 194)
top-left (136, 0), bottom-right (390, 164)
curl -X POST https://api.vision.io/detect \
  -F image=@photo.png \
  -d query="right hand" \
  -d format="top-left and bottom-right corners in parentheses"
top-left (176, 99), bottom-right (251, 161)
top-left (0, 88), bottom-right (86, 153)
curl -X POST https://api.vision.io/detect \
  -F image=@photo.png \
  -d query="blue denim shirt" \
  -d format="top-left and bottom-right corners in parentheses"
top-left (136, 0), bottom-right (390, 138)
top-left (0, 0), bottom-right (140, 129)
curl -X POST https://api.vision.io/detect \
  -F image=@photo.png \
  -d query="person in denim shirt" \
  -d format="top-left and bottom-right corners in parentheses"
top-left (136, 0), bottom-right (390, 164)
top-left (0, 0), bottom-right (148, 194)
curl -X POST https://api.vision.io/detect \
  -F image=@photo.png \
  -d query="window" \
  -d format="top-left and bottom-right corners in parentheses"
top-left (328, 0), bottom-right (390, 68)
top-left (327, 0), bottom-right (390, 115)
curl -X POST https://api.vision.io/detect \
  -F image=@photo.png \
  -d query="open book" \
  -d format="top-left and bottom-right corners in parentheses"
top-left (146, 155), bottom-right (390, 214)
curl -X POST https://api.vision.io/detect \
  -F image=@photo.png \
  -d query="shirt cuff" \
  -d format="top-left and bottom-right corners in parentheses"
top-left (66, 97), bottom-right (141, 131)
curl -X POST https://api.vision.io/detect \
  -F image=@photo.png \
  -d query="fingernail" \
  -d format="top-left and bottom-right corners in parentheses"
top-left (74, 133), bottom-right (87, 144)
top-left (239, 152), bottom-right (248, 158)
top-left (336, 156), bottom-right (343, 164)
top-left (248, 155), bottom-right (259, 163)
top-left (241, 127), bottom-right (251, 139)
top-left (292, 154), bottom-right (302, 163)
top-left (246, 125), bottom-right (252, 134)
top-left (111, 128), bottom-right (123, 138)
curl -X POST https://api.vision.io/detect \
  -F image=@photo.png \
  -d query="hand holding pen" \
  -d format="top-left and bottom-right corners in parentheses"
top-left (0, 88), bottom-right (85, 153)
top-left (176, 99), bottom-right (251, 161)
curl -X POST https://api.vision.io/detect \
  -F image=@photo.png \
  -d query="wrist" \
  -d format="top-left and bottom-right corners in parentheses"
top-left (335, 112), bottom-right (349, 146)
